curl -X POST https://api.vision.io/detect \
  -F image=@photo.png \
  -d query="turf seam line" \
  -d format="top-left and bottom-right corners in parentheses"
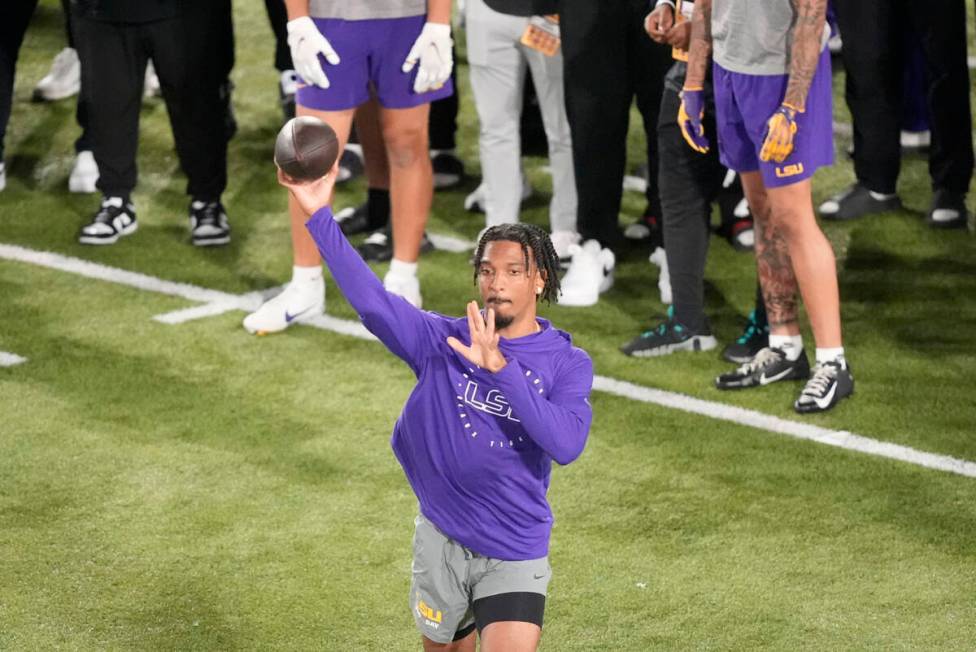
top-left (3, 242), bottom-right (974, 479)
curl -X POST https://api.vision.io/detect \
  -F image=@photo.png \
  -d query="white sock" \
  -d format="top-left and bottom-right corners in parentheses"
top-left (769, 334), bottom-right (803, 361)
top-left (816, 347), bottom-right (846, 367)
top-left (292, 265), bottom-right (322, 286)
top-left (389, 258), bottom-right (418, 278)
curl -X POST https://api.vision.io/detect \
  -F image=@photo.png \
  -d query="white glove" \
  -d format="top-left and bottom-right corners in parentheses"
top-left (287, 16), bottom-right (340, 89)
top-left (401, 22), bottom-right (453, 94)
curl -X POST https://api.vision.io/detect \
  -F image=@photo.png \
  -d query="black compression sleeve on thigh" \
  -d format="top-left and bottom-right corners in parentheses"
top-left (473, 592), bottom-right (546, 632)
top-left (453, 622), bottom-right (476, 641)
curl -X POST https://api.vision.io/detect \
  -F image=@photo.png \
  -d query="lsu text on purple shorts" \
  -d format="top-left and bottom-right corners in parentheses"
top-left (712, 48), bottom-right (833, 188)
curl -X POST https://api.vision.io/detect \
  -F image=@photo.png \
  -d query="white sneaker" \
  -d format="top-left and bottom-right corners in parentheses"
top-left (69, 150), bottom-right (99, 193)
top-left (144, 60), bottom-right (161, 98)
top-left (384, 271), bottom-right (423, 308)
top-left (464, 173), bottom-right (533, 213)
top-left (33, 48), bottom-right (80, 101)
top-left (549, 230), bottom-right (581, 261)
top-left (242, 278), bottom-right (325, 334)
top-left (649, 246), bottom-right (673, 305)
top-left (557, 239), bottom-right (614, 307)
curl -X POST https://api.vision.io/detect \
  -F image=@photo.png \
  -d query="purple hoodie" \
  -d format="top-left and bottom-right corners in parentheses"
top-left (306, 208), bottom-right (593, 560)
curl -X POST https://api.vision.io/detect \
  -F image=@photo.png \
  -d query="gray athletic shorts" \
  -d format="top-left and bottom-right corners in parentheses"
top-left (409, 514), bottom-right (552, 644)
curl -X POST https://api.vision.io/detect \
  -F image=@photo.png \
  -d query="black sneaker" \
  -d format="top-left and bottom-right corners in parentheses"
top-left (715, 346), bottom-right (810, 390)
top-left (431, 150), bottom-right (465, 190)
top-left (337, 147), bottom-right (364, 184)
top-left (336, 202), bottom-right (377, 236)
top-left (718, 216), bottom-right (755, 252)
top-left (189, 200), bottom-right (230, 247)
top-left (722, 309), bottom-right (770, 363)
top-left (78, 196), bottom-right (137, 245)
top-left (620, 316), bottom-right (717, 358)
top-left (819, 183), bottom-right (901, 221)
top-left (794, 359), bottom-right (854, 413)
top-left (357, 227), bottom-right (435, 263)
top-left (623, 213), bottom-right (662, 244)
top-left (926, 188), bottom-right (969, 230)
top-left (279, 70), bottom-right (298, 121)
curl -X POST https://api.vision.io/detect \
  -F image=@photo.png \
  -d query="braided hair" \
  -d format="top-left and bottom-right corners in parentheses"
top-left (471, 224), bottom-right (561, 304)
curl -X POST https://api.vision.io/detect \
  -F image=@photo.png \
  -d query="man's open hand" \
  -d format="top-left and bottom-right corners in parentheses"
top-left (446, 301), bottom-right (507, 373)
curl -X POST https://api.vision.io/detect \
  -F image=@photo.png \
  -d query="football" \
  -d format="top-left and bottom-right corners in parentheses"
top-left (274, 116), bottom-right (340, 181)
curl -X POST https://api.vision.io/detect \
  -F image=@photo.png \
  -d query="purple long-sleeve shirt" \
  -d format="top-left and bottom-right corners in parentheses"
top-left (306, 207), bottom-right (593, 560)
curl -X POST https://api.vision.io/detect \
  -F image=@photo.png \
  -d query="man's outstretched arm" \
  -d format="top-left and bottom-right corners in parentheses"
top-left (282, 170), bottom-right (437, 370)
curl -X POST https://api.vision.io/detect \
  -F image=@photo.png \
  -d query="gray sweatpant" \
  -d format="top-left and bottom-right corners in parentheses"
top-left (465, 0), bottom-right (577, 233)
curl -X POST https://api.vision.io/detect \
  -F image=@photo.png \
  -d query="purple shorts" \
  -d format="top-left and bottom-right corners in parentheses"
top-left (712, 48), bottom-right (834, 188)
top-left (296, 15), bottom-right (454, 111)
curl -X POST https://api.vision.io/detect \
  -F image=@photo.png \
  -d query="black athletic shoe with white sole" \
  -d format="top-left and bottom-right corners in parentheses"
top-left (721, 309), bottom-right (770, 363)
top-left (794, 360), bottom-right (854, 413)
top-left (715, 346), bottom-right (810, 390)
top-left (620, 317), bottom-right (717, 358)
top-left (357, 226), bottom-right (434, 263)
top-left (78, 196), bottom-right (137, 245)
top-left (189, 200), bottom-right (230, 247)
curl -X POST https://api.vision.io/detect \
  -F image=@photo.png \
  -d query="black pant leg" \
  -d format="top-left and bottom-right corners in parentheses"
top-left (630, 0), bottom-right (671, 220)
top-left (834, 0), bottom-right (902, 194)
top-left (264, 0), bottom-right (292, 72)
top-left (561, 0), bottom-right (633, 249)
top-left (148, 4), bottom-right (229, 201)
top-left (0, 0), bottom-right (39, 161)
top-left (910, 0), bottom-right (974, 194)
top-left (428, 44), bottom-right (458, 151)
top-left (657, 64), bottom-right (725, 332)
top-left (73, 13), bottom-right (146, 197)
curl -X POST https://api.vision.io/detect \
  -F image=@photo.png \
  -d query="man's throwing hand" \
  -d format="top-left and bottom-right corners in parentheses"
top-left (446, 301), bottom-right (508, 373)
top-left (277, 167), bottom-right (337, 217)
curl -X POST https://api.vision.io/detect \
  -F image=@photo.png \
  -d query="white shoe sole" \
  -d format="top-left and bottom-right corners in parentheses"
top-left (629, 335), bottom-right (718, 358)
top-left (78, 221), bottom-right (138, 245)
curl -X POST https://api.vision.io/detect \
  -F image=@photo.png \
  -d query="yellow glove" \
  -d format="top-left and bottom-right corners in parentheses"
top-left (759, 104), bottom-right (801, 163)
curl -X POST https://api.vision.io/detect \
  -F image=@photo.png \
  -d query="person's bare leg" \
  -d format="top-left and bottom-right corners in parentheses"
top-left (766, 178), bottom-right (842, 348)
top-left (422, 631), bottom-right (476, 652)
top-left (479, 621), bottom-right (541, 652)
top-left (290, 105), bottom-right (356, 266)
top-left (379, 103), bottom-right (432, 264)
top-left (354, 96), bottom-right (391, 190)
top-left (740, 171), bottom-right (801, 338)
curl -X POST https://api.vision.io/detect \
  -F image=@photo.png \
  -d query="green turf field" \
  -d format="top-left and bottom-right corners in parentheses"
top-left (2, 2), bottom-right (975, 649)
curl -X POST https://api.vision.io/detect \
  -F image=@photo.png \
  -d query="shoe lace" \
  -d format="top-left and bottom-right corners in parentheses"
top-left (801, 362), bottom-right (839, 397)
top-left (736, 347), bottom-right (780, 374)
top-left (195, 203), bottom-right (223, 228)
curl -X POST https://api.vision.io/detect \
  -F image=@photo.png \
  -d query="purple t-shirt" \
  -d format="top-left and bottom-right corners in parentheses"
top-left (306, 208), bottom-right (594, 561)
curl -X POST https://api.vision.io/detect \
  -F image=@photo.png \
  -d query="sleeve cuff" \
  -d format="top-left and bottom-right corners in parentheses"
top-left (654, 0), bottom-right (676, 9)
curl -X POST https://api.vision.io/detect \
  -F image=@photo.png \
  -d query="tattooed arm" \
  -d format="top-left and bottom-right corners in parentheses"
top-left (683, 0), bottom-right (712, 90)
top-left (783, 0), bottom-right (828, 111)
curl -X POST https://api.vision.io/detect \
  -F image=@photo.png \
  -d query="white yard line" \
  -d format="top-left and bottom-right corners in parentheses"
top-left (0, 351), bottom-right (27, 367)
top-left (2, 242), bottom-right (974, 479)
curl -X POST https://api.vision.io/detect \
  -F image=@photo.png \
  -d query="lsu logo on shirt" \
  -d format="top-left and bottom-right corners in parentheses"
top-left (463, 380), bottom-right (521, 423)
top-left (775, 162), bottom-right (804, 178)
top-left (416, 597), bottom-right (442, 629)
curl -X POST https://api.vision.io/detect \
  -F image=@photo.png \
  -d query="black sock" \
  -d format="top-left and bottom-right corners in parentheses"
top-left (367, 188), bottom-right (390, 229)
